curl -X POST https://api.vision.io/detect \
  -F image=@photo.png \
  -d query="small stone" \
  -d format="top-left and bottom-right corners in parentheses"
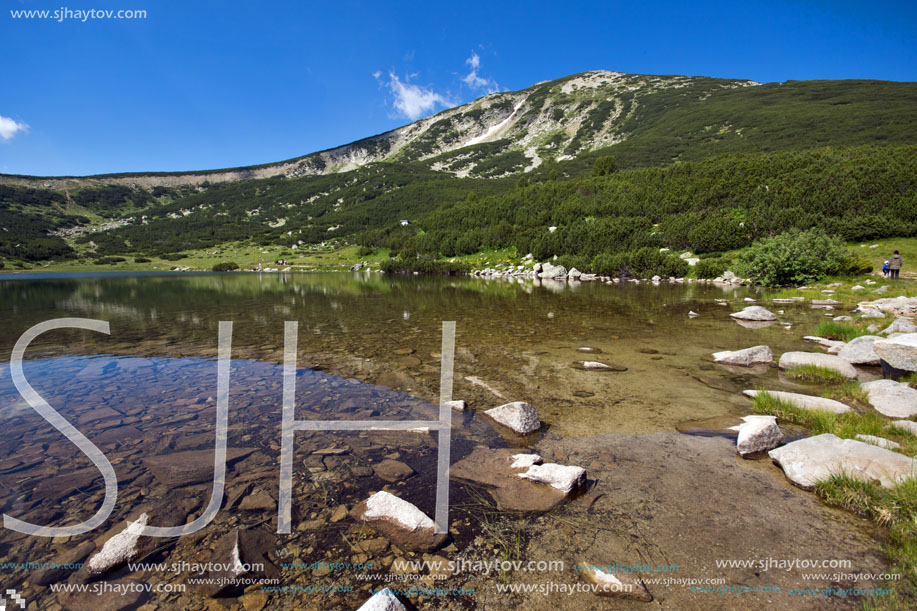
top-left (330, 504), bottom-right (350, 523)
top-left (483, 402), bottom-right (541, 434)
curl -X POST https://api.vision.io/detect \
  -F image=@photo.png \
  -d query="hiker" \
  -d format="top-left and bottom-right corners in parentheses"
top-left (883, 260), bottom-right (890, 277)
top-left (889, 250), bottom-right (903, 279)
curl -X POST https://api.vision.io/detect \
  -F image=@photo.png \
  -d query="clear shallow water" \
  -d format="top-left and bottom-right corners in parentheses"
top-left (0, 272), bottom-right (878, 609)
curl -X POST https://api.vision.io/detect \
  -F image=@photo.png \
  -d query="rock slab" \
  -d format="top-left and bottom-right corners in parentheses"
top-left (777, 351), bottom-right (858, 379)
top-left (837, 336), bottom-right (882, 366)
top-left (768, 433), bottom-right (917, 489)
top-left (862, 379), bottom-right (917, 418)
top-left (742, 390), bottom-right (851, 414)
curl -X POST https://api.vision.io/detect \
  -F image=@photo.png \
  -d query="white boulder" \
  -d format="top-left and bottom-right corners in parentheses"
top-left (730, 306), bottom-right (777, 321)
top-left (484, 402), bottom-right (541, 434)
top-left (712, 345), bottom-right (773, 367)
top-left (731, 415), bottom-right (785, 456)
top-left (517, 463), bottom-right (587, 494)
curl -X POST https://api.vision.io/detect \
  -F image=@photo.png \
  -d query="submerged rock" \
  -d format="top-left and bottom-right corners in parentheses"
top-left (731, 415), bottom-right (785, 456)
top-left (777, 352), bottom-right (858, 379)
top-left (197, 527), bottom-right (279, 597)
top-left (742, 390), bottom-right (851, 414)
top-left (712, 345), bottom-right (773, 367)
top-left (87, 513), bottom-right (149, 573)
top-left (350, 491), bottom-right (447, 552)
top-left (143, 447), bottom-right (256, 487)
top-left (729, 306), bottom-right (777, 321)
top-left (451, 448), bottom-right (586, 512)
top-left (768, 434), bottom-right (917, 489)
top-left (802, 336), bottom-right (846, 352)
top-left (862, 379), bottom-right (917, 418)
top-left (572, 360), bottom-right (627, 371)
top-left (373, 459), bottom-right (416, 483)
top-left (575, 562), bottom-right (653, 601)
top-left (483, 401), bottom-right (541, 434)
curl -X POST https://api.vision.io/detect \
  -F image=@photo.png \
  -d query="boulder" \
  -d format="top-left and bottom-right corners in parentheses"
top-left (861, 379), bottom-right (917, 418)
top-left (837, 336), bottom-right (882, 366)
top-left (730, 415), bottom-right (785, 456)
top-left (777, 352), bottom-right (858, 379)
top-left (729, 306), bottom-right (777, 321)
top-left (873, 333), bottom-right (917, 372)
top-left (568, 268), bottom-right (582, 280)
top-left (688, 311), bottom-right (700, 318)
top-left (768, 433), bottom-right (917, 489)
top-left (451, 448), bottom-right (586, 511)
top-left (87, 513), bottom-right (149, 573)
top-left (855, 434), bottom-right (901, 450)
top-left (811, 299), bottom-right (842, 306)
top-left (742, 390), bottom-right (851, 414)
top-left (356, 589), bottom-right (408, 611)
top-left (712, 345), bottom-right (773, 367)
top-left (881, 319), bottom-right (917, 335)
top-left (832, 316), bottom-right (853, 322)
top-left (483, 402), bottom-right (541, 434)
top-left (575, 563), bottom-right (653, 601)
top-left (859, 309), bottom-right (885, 319)
top-left (538, 263), bottom-right (567, 278)
top-left (350, 491), bottom-right (447, 552)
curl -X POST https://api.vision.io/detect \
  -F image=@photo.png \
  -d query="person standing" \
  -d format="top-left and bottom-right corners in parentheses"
top-left (889, 250), bottom-right (903, 279)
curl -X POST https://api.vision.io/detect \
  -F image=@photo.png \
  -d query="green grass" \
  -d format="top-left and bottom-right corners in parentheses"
top-left (751, 391), bottom-right (917, 454)
top-left (753, 390), bottom-right (917, 606)
top-left (820, 380), bottom-right (871, 405)
top-left (815, 321), bottom-right (870, 342)
top-left (815, 476), bottom-right (917, 607)
top-left (786, 364), bottom-right (851, 384)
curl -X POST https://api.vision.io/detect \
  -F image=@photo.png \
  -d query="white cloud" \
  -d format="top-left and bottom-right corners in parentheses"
top-left (463, 52), bottom-right (499, 93)
top-left (381, 72), bottom-right (453, 120)
top-left (0, 115), bottom-right (28, 141)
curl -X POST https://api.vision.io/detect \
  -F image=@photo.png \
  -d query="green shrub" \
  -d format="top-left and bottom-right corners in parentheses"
top-left (694, 257), bottom-right (729, 279)
top-left (739, 228), bottom-right (858, 287)
top-left (356, 245), bottom-right (376, 257)
top-left (212, 261), bottom-right (240, 272)
top-left (556, 254), bottom-right (590, 272)
top-left (134, 257), bottom-right (151, 263)
top-left (588, 248), bottom-right (688, 278)
top-left (380, 257), bottom-right (469, 275)
top-left (159, 253), bottom-right (188, 261)
top-left (92, 256), bottom-right (126, 265)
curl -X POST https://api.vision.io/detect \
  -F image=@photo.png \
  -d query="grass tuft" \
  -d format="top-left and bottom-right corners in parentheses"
top-left (786, 364), bottom-right (849, 384)
top-left (815, 320), bottom-right (869, 342)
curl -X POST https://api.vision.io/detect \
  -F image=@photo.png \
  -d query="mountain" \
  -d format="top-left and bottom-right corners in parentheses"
top-left (1, 70), bottom-right (916, 263)
top-left (3, 70), bottom-right (915, 189)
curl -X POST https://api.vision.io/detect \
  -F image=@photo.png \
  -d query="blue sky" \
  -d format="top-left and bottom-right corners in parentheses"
top-left (1, 0), bottom-right (915, 176)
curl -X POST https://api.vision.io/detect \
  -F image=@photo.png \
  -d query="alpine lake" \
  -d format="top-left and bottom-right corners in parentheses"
top-left (0, 271), bottom-right (895, 610)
